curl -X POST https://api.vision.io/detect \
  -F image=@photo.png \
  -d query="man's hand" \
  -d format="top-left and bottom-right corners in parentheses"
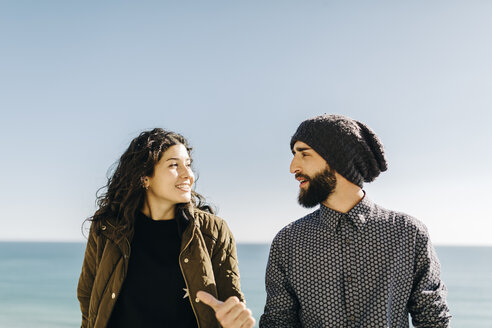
top-left (196, 291), bottom-right (255, 328)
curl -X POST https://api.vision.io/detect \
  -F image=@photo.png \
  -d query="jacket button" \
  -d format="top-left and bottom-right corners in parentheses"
top-left (184, 258), bottom-right (189, 263)
top-left (195, 297), bottom-right (200, 303)
top-left (101, 225), bottom-right (107, 231)
top-left (111, 293), bottom-right (116, 299)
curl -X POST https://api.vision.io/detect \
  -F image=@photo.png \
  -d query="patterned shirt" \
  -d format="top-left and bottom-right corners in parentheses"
top-left (260, 195), bottom-right (451, 328)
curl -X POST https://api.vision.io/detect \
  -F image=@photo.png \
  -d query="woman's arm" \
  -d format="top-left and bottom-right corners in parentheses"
top-left (203, 219), bottom-right (254, 327)
top-left (77, 225), bottom-right (98, 328)
top-left (210, 219), bottom-right (244, 302)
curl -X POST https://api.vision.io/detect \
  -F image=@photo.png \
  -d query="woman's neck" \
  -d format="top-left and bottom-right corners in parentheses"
top-left (141, 199), bottom-right (176, 221)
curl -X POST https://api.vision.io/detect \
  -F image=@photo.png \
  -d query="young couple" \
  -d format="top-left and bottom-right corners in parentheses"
top-left (77, 114), bottom-right (451, 327)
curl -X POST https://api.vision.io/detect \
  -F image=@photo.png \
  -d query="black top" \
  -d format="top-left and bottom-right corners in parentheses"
top-left (107, 211), bottom-right (198, 328)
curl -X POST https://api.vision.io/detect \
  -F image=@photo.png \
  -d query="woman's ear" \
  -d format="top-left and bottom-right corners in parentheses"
top-left (141, 176), bottom-right (150, 190)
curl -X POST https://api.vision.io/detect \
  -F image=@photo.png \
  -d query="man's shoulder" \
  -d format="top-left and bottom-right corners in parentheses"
top-left (273, 209), bottom-right (320, 242)
top-left (286, 208), bottom-right (321, 229)
top-left (370, 201), bottom-right (428, 232)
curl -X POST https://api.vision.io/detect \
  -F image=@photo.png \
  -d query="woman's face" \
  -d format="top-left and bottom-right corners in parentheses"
top-left (144, 143), bottom-right (195, 207)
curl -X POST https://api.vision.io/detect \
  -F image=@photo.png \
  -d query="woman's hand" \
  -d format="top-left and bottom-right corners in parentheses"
top-left (196, 291), bottom-right (255, 328)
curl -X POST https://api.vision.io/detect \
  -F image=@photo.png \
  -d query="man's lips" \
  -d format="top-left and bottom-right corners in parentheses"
top-left (296, 175), bottom-right (310, 188)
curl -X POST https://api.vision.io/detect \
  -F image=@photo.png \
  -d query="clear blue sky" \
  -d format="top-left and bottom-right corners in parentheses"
top-left (1, 0), bottom-right (491, 244)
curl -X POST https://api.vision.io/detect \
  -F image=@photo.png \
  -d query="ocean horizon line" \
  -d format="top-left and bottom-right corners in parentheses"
top-left (1, 240), bottom-right (492, 247)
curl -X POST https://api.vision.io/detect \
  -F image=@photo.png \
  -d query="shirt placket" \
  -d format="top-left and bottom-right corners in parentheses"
top-left (340, 214), bottom-right (358, 328)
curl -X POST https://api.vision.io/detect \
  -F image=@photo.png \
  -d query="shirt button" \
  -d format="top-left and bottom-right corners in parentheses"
top-left (111, 292), bottom-right (116, 299)
top-left (345, 238), bottom-right (351, 245)
top-left (101, 225), bottom-right (107, 231)
top-left (346, 276), bottom-right (352, 283)
top-left (349, 315), bottom-right (355, 321)
top-left (184, 258), bottom-right (189, 263)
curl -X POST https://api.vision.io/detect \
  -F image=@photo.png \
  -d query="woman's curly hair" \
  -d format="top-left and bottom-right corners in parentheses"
top-left (87, 128), bottom-right (213, 239)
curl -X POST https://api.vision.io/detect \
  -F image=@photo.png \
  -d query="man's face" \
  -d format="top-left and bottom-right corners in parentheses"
top-left (290, 141), bottom-right (337, 208)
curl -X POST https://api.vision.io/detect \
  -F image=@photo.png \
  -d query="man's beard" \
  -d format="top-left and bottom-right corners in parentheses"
top-left (297, 167), bottom-right (337, 208)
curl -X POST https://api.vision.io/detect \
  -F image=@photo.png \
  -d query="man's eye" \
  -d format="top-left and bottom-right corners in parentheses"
top-left (169, 163), bottom-right (178, 167)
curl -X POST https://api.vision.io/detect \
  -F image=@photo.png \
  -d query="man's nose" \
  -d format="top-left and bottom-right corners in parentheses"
top-left (290, 157), bottom-right (300, 174)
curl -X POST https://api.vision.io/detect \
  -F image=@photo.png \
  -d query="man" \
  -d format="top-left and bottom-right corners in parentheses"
top-left (260, 114), bottom-right (451, 327)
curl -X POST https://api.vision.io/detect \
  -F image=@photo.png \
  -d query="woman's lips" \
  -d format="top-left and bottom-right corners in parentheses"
top-left (176, 183), bottom-right (191, 192)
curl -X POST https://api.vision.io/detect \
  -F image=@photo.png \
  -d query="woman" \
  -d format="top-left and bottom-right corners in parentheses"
top-left (77, 128), bottom-right (254, 328)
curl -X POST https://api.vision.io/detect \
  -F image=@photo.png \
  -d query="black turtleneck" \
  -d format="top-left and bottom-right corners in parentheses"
top-left (107, 211), bottom-right (198, 328)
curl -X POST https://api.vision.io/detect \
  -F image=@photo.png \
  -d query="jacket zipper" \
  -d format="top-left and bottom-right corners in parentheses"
top-left (179, 224), bottom-right (201, 328)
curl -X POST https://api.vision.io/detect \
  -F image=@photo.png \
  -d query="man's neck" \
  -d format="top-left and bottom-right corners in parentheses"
top-left (321, 185), bottom-right (364, 214)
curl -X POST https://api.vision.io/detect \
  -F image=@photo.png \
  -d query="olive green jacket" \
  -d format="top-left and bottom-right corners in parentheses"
top-left (77, 209), bottom-right (244, 328)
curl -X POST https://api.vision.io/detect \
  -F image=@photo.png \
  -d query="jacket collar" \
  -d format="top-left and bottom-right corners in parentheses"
top-left (99, 206), bottom-right (200, 255)
top-left (319, 192), bottom-right (374, 233)
top-left (98, 217), bottom-right (132, 257)
top-left (178, 207), bottom-right (199, 240)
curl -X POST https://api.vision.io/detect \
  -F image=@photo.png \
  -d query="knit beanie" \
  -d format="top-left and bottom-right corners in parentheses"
top-left (290, 114), bottom-right (387, 187)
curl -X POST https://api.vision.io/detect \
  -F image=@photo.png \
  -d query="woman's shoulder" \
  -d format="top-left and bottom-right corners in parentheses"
top-left (86, 215), bottom-right (129, 246)
top-left (192, 209), bottom-right (232, 238)
top-left (192, 208), bottom-right (224, 226)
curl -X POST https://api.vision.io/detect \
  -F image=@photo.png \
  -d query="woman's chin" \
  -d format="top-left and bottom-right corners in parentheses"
top-left (177, 195), bottom-right (192, 203)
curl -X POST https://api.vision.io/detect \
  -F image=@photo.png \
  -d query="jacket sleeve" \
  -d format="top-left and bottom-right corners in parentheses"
top-left (408, 224), bottom-right (451, 327)
top-left (77, 224), bottom-right (98, 328)
top-left (211, 219), bottom-right (245, 303)
top-left (259, 228), bottom-right (301, 328)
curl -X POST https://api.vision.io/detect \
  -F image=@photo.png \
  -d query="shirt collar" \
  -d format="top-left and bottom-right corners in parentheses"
top-left (319, 192), bottom-right (374, 232)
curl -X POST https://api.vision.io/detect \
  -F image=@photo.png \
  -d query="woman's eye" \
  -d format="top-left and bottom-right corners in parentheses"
top-left (169, 163), bottom-right (178, 167)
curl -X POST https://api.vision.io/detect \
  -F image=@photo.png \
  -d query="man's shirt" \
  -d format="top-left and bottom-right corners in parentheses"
top-left (260, 195), bottom-right (451, 328)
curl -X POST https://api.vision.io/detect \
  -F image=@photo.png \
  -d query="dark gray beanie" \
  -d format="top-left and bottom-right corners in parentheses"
top-left (290, 114), bottom-right (387, 187)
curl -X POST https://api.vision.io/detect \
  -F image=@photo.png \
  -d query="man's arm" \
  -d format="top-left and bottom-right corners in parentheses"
top-left (259, 228), bottom-right (301, 328)
top-left (408, 224), bottom-right (451, 328)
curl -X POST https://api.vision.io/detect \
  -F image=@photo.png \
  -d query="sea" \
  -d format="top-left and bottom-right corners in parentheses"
top-left (0, 242), bottom-right (491, 328)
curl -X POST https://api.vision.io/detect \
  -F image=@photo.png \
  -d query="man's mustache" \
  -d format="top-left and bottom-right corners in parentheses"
top-left (295, 173), bottom-right (311, 181)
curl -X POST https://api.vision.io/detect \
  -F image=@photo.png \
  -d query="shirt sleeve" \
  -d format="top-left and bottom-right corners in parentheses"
top-left (408, 223), bottom-right (451, 328)
top-left (77, 224), bottom-right (98, 328)
top-left (259, 227), bottom-right (302, 328)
